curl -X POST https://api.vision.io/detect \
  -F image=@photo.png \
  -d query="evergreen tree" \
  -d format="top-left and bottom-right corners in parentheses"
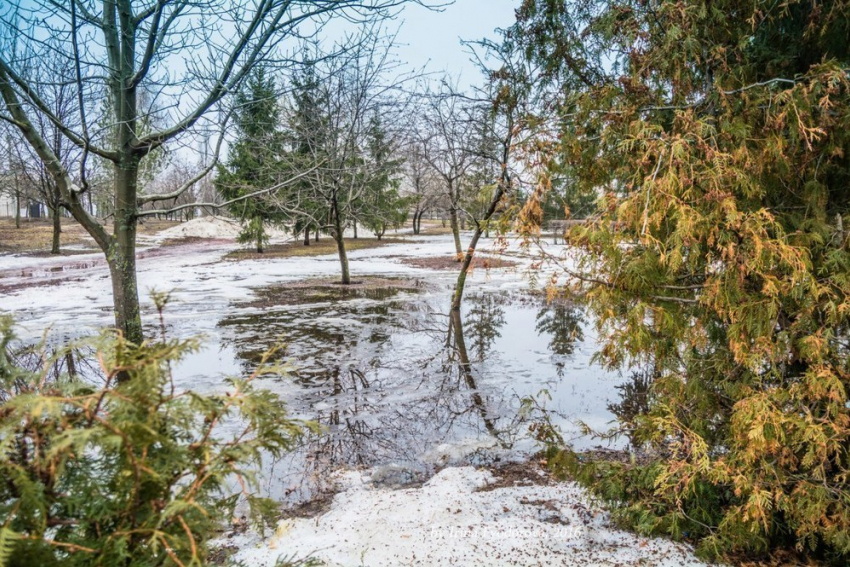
top-left (361, 113), bottom-right (407, 239)
top-left (284, 63), bottom-right (329, 245)
top-left (216, 68), bottom-right (285, 253)
top-left (512, 0), bottom-right (850, 561)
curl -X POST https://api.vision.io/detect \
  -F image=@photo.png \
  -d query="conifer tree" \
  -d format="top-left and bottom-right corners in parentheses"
top-left (361, 113), bottom-right (407, 239)
top-left (285, 63), bottom-right (329, 245)
top-left (511, 0), bottom-right (850, 561)
top-left (216, 68), bottom-right (285, 253)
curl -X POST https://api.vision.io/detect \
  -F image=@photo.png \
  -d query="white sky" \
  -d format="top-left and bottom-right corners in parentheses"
top-left (391, 0), bottom-right (517, 88)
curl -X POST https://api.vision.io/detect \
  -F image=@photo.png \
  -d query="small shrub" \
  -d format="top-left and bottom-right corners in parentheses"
top-left (0, 314), bottom-right (307, 566)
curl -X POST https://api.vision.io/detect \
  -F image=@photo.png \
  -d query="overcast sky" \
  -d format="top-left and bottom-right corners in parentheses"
top-left (391, 0), bottom-right (518, 88)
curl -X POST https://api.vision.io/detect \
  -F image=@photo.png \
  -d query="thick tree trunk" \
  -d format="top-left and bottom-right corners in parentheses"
top-left (449, 206), bottom-right (462, 259)
top-left (304, 226), bottom-right (311, 245)
top-left (51, 203), bottom-right (61, 254)
top-left (111, 162), bottom-right (144, 345)
top-left (65, 351), bottom-right (77, 378)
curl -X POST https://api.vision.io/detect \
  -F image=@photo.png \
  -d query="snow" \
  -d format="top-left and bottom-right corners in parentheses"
top-left (1, 229), bottom-right (708, 566)
top-left (226, 466), bottom-right (708, 567)
top-left (152, 216), bottom-right (243, 240)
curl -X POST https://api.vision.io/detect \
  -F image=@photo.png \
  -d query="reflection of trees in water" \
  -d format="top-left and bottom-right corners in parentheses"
top-left (219, 295), bottom-right (518, 495)
top-left (448, 309), bottom-right (504, 440)
top-left (607, 370), bottom-right (655, 446)
top-left (463, 294), bottom-right (506, 361)
top-left (2, 339), bottom-right (99, 400)
top-left (298, 307), bottom-right (512, 477)
top-left (535, 300), bottom-right (584, 356)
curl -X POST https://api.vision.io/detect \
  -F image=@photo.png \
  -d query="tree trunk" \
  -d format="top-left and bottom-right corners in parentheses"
top-left (51, 203), bottom-right (61, 254)
top-left (449, 206), bottom-right (462, 259)
top-left (332, 201), bottom-right (351, 284)
top-left (304, 226), bottom-right (311, 245)
top-left (111, 161), bottom-right (144, 345)
top-left (254, 215), bottom-right (265, 253)
top-left (315, 227), bottom-right (320, 242)
top-left (14, 189), bottom-right (21, 229)
top-left (65, 351), bottom-right (77, 378)
top-left (353, 220), bottom-right (358, 239)
top-left (451, 185), bottom-right (507, 312)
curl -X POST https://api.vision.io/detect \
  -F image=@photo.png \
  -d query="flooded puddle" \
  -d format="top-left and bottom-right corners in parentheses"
top-left (170, 279), bottom-right (626, 505)
top-left (3, 235), bottom-right (632, 509)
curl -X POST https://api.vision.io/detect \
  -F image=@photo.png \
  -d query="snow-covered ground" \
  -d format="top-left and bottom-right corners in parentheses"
top-left (226, 466), bottom-right (707, 567)
top-left (0, 219), bottom-right (709, 566)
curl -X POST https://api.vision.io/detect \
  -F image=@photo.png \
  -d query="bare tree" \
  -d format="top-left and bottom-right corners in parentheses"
top-left (0, 0), bottom-right (423, 344)
top-left (418, 88), bottom-right (478, 259)
top-left (402, 138), bottom-right (440, 235)
top-left (448, 35), bottom-right (541, 312)
top-left (276, 33), bottom-right (413, 283)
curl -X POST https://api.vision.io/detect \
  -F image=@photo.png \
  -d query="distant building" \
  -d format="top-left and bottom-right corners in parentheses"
top-left (0, 192), bottom-right (43, 219)
top-left (0, 192), bottom-right (16, 218)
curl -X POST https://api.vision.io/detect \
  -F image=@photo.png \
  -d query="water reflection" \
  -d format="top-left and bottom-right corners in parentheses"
top-left (5, 280), bottom-right (630, 505)
top-left (462, 294), bottom-right (506, 361)
top-left (535, 299), bottom-right (584, 357)
top-left (607, 370), bottom-right (655, 446)
top-left (449, 308), bottom-right (502, 440)
top-left (207, 283), bottom-right (632, 504)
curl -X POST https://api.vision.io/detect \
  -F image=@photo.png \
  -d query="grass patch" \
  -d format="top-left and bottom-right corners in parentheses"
top-left (224, 237), bottom-right (407, 260)
top-left (0, 218), bottom-right (92, 253)
top-left (398, 254), bottom-right (518, 271)
top-left (0, 218), bottom-right (182, 254)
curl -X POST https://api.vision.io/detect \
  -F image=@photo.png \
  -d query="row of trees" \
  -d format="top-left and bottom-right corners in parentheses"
top-left (0, 0), bottom-right (433, 343)
top-left (215, 42), bottom-right (411, 285)
top-left (213, 36), bottom-right (544, 291)
top-left (0, 0), bottom-right (547, 337)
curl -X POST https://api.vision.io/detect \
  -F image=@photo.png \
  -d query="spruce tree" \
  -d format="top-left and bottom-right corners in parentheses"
top-left (361, 113), bottom-right (407, 240)
top-left (216, 68), bottom-right (285, 253)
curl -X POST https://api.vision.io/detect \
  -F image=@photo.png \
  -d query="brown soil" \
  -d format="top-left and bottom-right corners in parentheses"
top-left (475, 459), bottom-right (555, 492)
top-left (242, 276), bottom-right (425, 309)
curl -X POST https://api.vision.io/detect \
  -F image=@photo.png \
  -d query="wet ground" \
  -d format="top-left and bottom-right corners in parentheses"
top-left (1, 232), bottom-right (627, 506)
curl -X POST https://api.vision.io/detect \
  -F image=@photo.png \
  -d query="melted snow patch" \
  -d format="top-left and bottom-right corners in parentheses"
top-left (228, 466), bottom-right (709, 567)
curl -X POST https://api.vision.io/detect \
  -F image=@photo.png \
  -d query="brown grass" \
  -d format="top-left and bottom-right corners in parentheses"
top-left (224, 236), bottom-right (407, 261)
top-left (398, 254), bottom-right (518, 271)
top-left (0, 217), bottom-right (182, 255)
top-left (0, 218), bottom-right (93, 254)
